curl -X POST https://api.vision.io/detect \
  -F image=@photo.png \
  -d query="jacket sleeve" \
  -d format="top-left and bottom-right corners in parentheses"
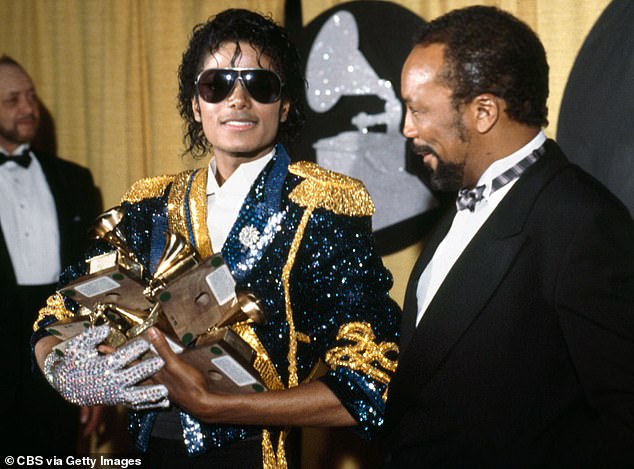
top-left (291, 209), bottom-right (401, 438)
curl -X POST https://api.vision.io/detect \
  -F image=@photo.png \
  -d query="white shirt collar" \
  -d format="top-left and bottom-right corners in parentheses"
top-left (206, 148), bottom-right (275, 197)
top-left (477, 130), bottom-right (546, 197)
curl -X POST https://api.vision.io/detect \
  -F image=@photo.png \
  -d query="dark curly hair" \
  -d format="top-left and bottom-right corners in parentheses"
top-left (0, 55), bottom-right (23, 68)
top-left (178, 9), bottom-right (306, 158)
top-left (416, 6), bottom-right (549, 127)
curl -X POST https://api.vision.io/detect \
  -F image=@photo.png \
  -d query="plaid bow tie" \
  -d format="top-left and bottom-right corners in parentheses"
top-left (456, 185), bottom-right (485, 211)
top-left (0, 149), bottom-right (32, 168)
top-left (456, 145), bottom-right (545, 212)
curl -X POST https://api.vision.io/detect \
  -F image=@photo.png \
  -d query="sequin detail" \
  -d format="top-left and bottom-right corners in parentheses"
top-left (288, 161), bottom-right (375, 216)
top-left (263, 429), bottom-right (288, 469)
top-left (34, 145), bottom-right (402, 460)
top-left (239, 224), bottom-right (261, 249)
top-left (167, 170), bottom-right (196, 245)
top-left (121, 175), bottom-right (174, 204)
top-left (44, 325), bottom-right (168, 408)
top-left (232, 322), bottom-right (284, 391)
top-left (281, 208), bottom-right (311, 388)
top-left (187, 168), bottom-right (213, 258)
top-left (325, 322), bottom-right (398, 397)
top-left (235, 211), bottom-right (286, 274)
top-left (34, 292), bottom-right (74, 330)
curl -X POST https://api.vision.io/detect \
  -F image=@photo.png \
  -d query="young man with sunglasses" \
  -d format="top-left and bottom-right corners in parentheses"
top-left (32, 8), bottom-right (400, 467)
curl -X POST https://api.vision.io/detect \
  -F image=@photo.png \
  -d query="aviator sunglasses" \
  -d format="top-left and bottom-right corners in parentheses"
top-left (195, 68), bottom-right (283, 104)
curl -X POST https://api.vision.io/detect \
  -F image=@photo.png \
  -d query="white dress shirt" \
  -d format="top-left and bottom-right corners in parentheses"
top-left (206, 149), bottom-right (274, 252)
top-left (0, 144), bottom-right (61, 285)
top-left (415, 131), bottom-right (547, 326)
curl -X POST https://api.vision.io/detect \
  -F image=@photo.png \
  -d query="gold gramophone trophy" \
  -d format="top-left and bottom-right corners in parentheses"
top-left (52, 206), bottom-right (269, 394)
top-left (59, 207), bottom-right (151, 313)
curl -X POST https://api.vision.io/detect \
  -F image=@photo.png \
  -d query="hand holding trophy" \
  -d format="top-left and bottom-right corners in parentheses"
top-left (48, 206), bottom-right (269, 395)
top-left (43, 324), bottom-right (169, 409)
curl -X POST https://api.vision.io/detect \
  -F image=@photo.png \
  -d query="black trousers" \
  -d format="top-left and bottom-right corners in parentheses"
top-left (1, 284), bottom-right (79, 456)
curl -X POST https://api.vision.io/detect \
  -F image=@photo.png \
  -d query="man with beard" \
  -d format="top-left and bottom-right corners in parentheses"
top-left (0, 55), bottom-right (102, 455)
top-left (382, 6), bottom-right (634, 468)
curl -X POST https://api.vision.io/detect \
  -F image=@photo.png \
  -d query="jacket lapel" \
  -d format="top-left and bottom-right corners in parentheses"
top-left (0, 228), bottom-right (15, 284)
top-left (400, 207), bottom-right (456, 350)
top-left (221, 146), bottom-right (291, 281)
top-left (387, 140), bottom-right (569, 427)
top-left (35, 152), bottom-right (70, 261)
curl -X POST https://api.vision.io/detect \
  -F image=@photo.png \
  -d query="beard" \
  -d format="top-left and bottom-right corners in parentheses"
top-left (0, 118), bottom-right (38, 148)
top-left (409, 110), bottom-right (469, 192)
top-left (409, 141), bottom-right (464, 192)
top-left (431, 158), bottom-right (464, 191)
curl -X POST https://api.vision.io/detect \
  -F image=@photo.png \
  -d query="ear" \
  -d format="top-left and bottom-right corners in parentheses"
top-left (192, 97), bottom-right (201, 122)
top-left (279, 98), bottom-right (291, 123)
top-left (470, 93), bottom-right (499, 134)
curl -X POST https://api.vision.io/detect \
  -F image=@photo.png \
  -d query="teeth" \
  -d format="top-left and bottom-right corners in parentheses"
top-left (225, 120), bottom-right (253, 127)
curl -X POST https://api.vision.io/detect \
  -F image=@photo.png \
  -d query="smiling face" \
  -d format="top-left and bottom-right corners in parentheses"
top-left (401, 43), bottom-right (472, 191)
top-left (192, 41), bottom-right (290, 176)
top-left (0, 63), bottom-right (40, 153)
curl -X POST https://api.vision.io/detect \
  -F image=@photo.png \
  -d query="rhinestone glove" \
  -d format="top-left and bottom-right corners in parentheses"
top-left (43, 324), bottom-right (169, 410)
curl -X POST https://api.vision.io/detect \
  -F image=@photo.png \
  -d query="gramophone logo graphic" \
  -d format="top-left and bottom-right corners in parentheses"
top-left (297, 2), bottom-right (436, 251)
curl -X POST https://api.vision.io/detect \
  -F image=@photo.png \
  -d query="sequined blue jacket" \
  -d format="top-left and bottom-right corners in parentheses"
top-left (33, 146), bottom-right (401, 457)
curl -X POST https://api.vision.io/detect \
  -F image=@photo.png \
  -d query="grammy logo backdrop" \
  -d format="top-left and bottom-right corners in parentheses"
top-left (291, 1), bottom-right (444, 255)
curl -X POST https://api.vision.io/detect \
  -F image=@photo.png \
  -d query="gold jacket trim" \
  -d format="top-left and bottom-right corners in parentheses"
top-left (33, 293), bottom-right (74, 331)
top-left (231, 323), bottom-right (284, 391)
top-left (186, 168), bottom-right (213, 258)
top-left (120, 175), bottom-right (175, 204)
top-left (324, 321), bottom-right (399, 400)
top-left (288, 161), bottom-right (374, 216)
top-left (166, 170), bottom-right (195, 243)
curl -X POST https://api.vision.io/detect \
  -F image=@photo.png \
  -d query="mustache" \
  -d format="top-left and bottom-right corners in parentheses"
top-left (408, 140), bottom-right (438, 159)
top-left (16, 114), bottom-right (38, 124)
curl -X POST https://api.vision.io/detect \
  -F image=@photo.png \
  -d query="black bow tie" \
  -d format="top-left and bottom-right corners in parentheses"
top-left (0, 150), bottom-right (32, 168)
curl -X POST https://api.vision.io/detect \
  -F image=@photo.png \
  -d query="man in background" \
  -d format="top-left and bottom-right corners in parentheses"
top-left (383, 6), bottom-right (634, 468)
top-left (0, 55), bottom-right (102, 454)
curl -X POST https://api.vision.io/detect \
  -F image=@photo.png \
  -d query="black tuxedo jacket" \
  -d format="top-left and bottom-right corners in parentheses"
top-left (0, 150), bottom-right (101, 453)
top-left (0, 150), bottom-right (101, 284)
top-left (383, 140), bottom-right (634, 468)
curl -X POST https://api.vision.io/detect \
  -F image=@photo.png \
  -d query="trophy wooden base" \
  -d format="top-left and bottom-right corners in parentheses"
top-left (181, 328), bottom-right (267, 394)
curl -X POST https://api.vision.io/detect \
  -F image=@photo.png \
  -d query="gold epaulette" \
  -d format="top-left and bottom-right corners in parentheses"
top-left (288, 161), bottom-right (375, 217)
top-left (120, 174), bottom-right (178, 204)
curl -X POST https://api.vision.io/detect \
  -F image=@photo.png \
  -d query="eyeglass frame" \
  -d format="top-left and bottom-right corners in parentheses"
top-left (194, 67), bottom-right (285, 104)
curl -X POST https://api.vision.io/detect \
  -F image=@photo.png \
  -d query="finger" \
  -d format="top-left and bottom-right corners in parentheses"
top-left (79, 406), bottom-right (90, 424)
top-left (65, 324), bottom-right (111, 356)
top-left (108, 338), bottom-right (152, 369)
top-left (129, 396), bottom-right (171, 411)
top-left (123, 383), bottom-right (169, 407)
top-left (80, 406), bottom-right (103, 437)
top-left (146, 327), bottom-right (179, 362)
top-left (97, 343), bottom-right (117, 354)
top-left (119, 356), bottom-right (165, 385)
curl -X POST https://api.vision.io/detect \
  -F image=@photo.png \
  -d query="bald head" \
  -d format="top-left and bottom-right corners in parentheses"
top-left (0, 58), bottom-right (40, 153)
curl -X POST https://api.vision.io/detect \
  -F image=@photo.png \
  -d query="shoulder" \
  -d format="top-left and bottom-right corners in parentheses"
top-left (288, 161), bottom-right (374, 217)
top-left (545, 162), bottom-right (629, 218)
top-left (35, 151), bottom-right (92, 177)
top-left (120, 170), bottom-right (195, 204)
top-left (523, 157), bottom-right (633, 245)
